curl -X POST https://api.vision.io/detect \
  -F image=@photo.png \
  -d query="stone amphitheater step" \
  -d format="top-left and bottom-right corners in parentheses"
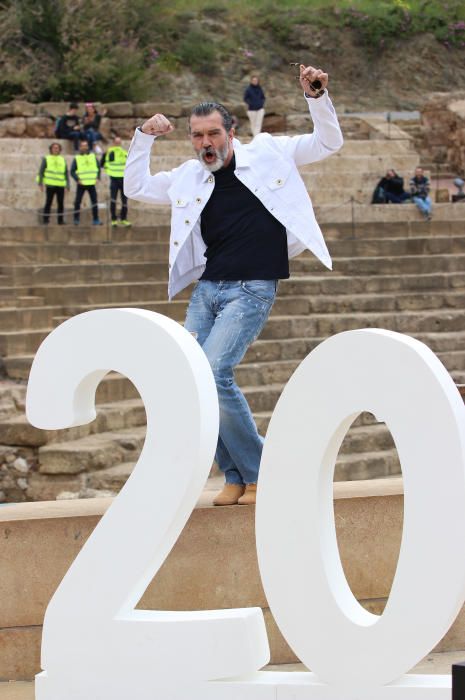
top-left (0, 305), bottom-right (58, 331)
top-left (4, 266), bottom-right (465, 311)
top-left (25, 288), bottom-right (465, 332)
top-left (6, 315), bottom-right (465, 382)
top-left (260, 309), bottom-right (465, 341)
top-left (0, 136), bottom-right (416, 156)
top-left (17, 416), bottom-right (401, 499)
top-left (2, 201), bottom-right (461, 228)
top-left (4, 219), bottom-right (464, 245)
top-left (3, 234), bottom-right (465, 267)
top-left (0, 398), bottom-right (146, 447)
top-left (4, 251), bottom-right (465, 292)
top-left (2, 307), bottom-right (465, 358)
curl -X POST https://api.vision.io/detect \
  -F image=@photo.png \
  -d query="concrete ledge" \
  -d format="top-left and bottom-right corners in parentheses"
top-left (1, 477), bottom-right (464, 681)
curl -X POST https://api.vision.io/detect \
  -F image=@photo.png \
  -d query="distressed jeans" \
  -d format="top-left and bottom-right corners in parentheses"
top-left (184, 279), bottom-right (277, 485)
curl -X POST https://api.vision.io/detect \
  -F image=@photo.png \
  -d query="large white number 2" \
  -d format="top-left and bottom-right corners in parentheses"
top-left (27, 311), bottom-right (465, 699)
top-left (26, 309), bottom-right (269, 700)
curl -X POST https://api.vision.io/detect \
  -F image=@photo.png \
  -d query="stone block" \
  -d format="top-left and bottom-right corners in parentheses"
top-left (38, 441), bottom-right (123, 475)
top-left (286, 114), bottom-right (312, 132)
top-left (263, 114), bottom-right (286, 133)
top-left (99, 116), bottom-right (112, 140)
top-left (2, 118), bottom-right (26, 137)
top-left (436, 188), bottom-right (450, 203)
top-left (104, 102), bottom-right (134, 118)
top-left (133, 103), bottom-right (183, 118)
top-left (37, 103), bottom-right (68, 118)
top-left (9, 101), bottom-right (36, 118)
top-left (223, 103), bottom-right (247, 119)
top-left (0, 104), bottom-right (13, 118)
top-left (26, 473), bottom-right (85, 502)
top-left (0, 681), bottom-right (33, 699)
top-left (0, 627), bottom-right (41, 682)
top-left (264, 98), bottom-right (288, 115)
top-left (24, 118), bottom-right (55, 139)
top-left (107, 117), bottom-right (139, 139)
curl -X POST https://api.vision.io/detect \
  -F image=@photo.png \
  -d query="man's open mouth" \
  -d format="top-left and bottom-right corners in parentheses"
top-left (203, 150), bottom-right (216, 163)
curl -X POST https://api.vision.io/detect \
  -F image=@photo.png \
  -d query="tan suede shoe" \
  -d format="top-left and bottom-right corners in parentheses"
top-left (213, 483), bottom-right (245, 506)
top-left (237, 483), bottom-right (257, 505)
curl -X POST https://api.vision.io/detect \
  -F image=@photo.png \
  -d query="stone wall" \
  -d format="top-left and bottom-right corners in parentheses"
top-left (0, 99), bottom-right (293, 140)
top-left (421, 90), bottom-right (465, 176)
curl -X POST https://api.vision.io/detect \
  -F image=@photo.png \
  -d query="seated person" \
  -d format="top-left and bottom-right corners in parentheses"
top-left (372, 169), bottom-right (410, 204)
top-left (82, 102), bottom-right (106, 153)
top-left (54, 102), bottom-right (83, 151)
top-left (410, 166), bottom-right (432, 220)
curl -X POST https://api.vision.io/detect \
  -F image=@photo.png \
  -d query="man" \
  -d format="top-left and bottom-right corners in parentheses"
top-left (372, 169), bottom-right (410, 204)
top-left (71, 139), bottom-right (102, 225)
top-left (124, 64), bottom-right (343, 506)
top-left (55, 102), bottom-right (82, 151)
top-left (36, 142), bottom-right (69, 225)
top-left (243, 75), bottom-right (266, 137)
top-left (410, 166), bottom-right (432, 220)
top-left (101, 136), bottom-right (131, 227)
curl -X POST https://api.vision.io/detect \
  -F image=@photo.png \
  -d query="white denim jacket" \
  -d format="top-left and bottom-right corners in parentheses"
top-left (124, 93), bottom-right (343, 299)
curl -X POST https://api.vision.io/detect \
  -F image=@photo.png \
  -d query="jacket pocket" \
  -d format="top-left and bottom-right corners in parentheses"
top-left (265, 160), bottom-right (292, 191)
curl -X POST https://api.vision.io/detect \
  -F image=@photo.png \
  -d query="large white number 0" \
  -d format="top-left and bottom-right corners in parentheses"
top-left (27, 314), bottom-right (465, 699)
top-left (26, 309), bottom-right (269, 700)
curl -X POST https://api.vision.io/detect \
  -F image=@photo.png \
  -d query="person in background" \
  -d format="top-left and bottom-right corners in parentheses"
top-left (101, 136), bottom-right (131, 227)
top-left (82, 102), bottom-right (106, 154)
top-left (372, 169), bottom-right (410, 204)
top-left (37, 142), bottom-right (70, 225)
top-left (243, 75), bottom-right (266, 137)
top-left (410, 166), bottom-right (432, 220)
top-left (54, 102), bottom-right (82, 151)
top-left (70, 139), bottom-right (102, 225)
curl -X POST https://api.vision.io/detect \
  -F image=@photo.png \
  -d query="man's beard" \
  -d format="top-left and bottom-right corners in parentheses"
top-left (197, 142), bottom-right (229, 172)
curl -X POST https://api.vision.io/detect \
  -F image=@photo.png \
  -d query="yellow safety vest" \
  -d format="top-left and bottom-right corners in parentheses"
top-left (104, 146), bottom-right (127, 178)
top-left (75, 153), bottom-right (99, 186)
top-left (41, 155), bottom-right (67, 187)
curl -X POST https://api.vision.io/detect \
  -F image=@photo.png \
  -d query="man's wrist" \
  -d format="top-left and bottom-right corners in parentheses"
top-left (138, 126), bottom-right (157, 137)
top-left (305, 88), bottom-right (326, 99)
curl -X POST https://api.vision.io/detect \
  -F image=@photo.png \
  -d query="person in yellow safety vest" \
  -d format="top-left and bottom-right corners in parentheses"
top-left (36, 142), bottom-right (70, 225)
top-left (101, 136), bottom-right (131, 227)
top-left (70, 139), bottom-right (102, 225)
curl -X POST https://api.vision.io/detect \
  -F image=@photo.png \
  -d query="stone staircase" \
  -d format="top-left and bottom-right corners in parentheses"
top-left (2, 215), bottom-right (465, 501)
top-left (1, 126), bottom-right (465, 503)
top-left (0, 134), bottom-right (420, 226)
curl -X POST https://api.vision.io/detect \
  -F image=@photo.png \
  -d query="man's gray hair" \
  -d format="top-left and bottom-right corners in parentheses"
top-left (189, 102), bottom-right (233, 133)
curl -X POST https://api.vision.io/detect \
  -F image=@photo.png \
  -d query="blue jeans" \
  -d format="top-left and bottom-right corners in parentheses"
top-left (413, 195), bottom-right (432, 217)
top-left (84, 128), bottom-right (102, 150)
top-left (184, 279), bottom-right (277, 485)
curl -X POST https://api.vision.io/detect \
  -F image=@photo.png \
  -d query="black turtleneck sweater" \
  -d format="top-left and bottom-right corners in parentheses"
top-left (200, 154), bottom-right (289, 281)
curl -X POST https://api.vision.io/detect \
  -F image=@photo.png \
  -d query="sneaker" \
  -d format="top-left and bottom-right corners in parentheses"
top-left (92, 219), bottom-right (103, 226)
top-left (120, 219), bottom-right (132, 227)
top-left (111, 220), bottom-right (118, 227)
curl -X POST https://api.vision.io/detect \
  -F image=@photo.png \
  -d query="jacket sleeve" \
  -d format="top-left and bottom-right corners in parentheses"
top-left (71, 158), bottom-right (78, 182)
top-left (271, 92), bottom-right (343, 166)
top-left (37, 157), bottom-right (46, 184)
top-left (124, 128), bottom-right (173, 204)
